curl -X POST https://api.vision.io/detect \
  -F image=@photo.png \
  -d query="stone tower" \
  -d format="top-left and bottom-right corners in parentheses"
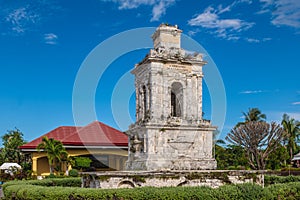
top-left (126, 24), bottom-right (217, 170)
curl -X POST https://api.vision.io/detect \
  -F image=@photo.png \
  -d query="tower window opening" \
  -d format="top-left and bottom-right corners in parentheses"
top-left (170, 82), bottom-right (183, 117)
top-left (171, 92), bottom-right (177, 117)
top-left (143, 86), bottom-right (147, 118)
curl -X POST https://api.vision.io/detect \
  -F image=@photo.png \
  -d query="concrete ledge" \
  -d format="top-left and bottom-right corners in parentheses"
top-left (81, 170), bottom-right (265, 189)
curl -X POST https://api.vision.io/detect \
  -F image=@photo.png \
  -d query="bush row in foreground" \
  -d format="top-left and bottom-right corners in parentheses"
top-left (3, 180), bottom-right (300, 200)
top-left (265, 175), bottom-right (300, 186)
top-left (2, 177), bottom-right (81, 189)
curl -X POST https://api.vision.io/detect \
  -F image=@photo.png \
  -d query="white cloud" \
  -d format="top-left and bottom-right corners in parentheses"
top-left (265, 111), bottom-right (300, 123)
top-left (227, 35), bottom-right (240, 41)
top-left (5, 7), bottom-right (39, 34)
top-left (188, 7), bottom-right (218, 27)
top-left (292, 102), bottom-right (300, 105)
top-left (259, 0), bottom-right (300, 29)
top-left (274, 112), bottom-right (300, 121)
top-left (263, 37), bottom-right (272, 41)
top-left (188, 6), bottom-right (254, 40)
top-left (113, 0), bottom-right (156, 9)
top-left (106, 0), bottom-right (175, 21)
top-left (240, 90), bottom-right (264, 94)
top-left (246, 38), bottom-right (260, 43)
top-left (217, 0), bottom-right (252, 14)
top-left (151, 1), bottom-right (167, 22)
top-left (244, 37), bottom-right (272, 43)
top-left (272, 0), bottom-right (300, 28)
top-left (285, 112), bottom-right (300, 120)
top-left (1, 2), bottom-right (60, 36)
top-left (187, 30), bottom-right (197, 36)
top-left (44, 33), bottom-right (58, 45)
top-left (260, 0), bottom-right (275, 6)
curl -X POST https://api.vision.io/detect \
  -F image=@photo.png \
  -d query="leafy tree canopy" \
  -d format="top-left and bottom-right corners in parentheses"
top-left (37, 136), bottom-right (68, 174)
top-left (1, 128), bottom-right (26, 164)
top-left (281, 113), bottom-right (300, 162)
top-left (226, 121), bottom-right (284, 170)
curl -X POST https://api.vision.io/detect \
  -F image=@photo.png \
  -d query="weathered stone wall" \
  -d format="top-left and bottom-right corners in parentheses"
top-left (126, 24), bottom-right (217, 171)
top-left (126, 125), bottom-right (216, 170)
top-left (152, 24), bottom-right (182, 49)
top-left (81, 170), bottom-right (265, 189)
top-left (133, 61), bottom-right (204, 124)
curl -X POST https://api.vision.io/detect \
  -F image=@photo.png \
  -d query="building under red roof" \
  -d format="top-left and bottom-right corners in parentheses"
top-left (20, 121), bottom-right (128, 175)
top-left (20, 121), bottom-right (128, 149)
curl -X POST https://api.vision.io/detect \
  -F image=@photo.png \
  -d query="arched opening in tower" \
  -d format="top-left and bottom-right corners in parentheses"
top-left (171, 82), bottom-right (183, 117)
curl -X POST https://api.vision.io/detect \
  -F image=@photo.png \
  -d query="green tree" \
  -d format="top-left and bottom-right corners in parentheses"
top-left (237, 108), bottom-right (266, 127)
top-left (1, 128), bottom-right (26, 163)
top-left (243, 108), bottom-right (266, 122)
top-left (215, 144), bottom-right (249, 170)
top-left (281, 113), bottom-right (300, 162)
top-left (37, 137), bottom-right (68, 174)
top-left (226, 121), bottom-right (284, 170)
top-left (265, 143), bottom-right (289, 170)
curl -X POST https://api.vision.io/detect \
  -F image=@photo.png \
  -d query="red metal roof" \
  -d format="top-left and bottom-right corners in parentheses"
top-left (62, 121), bottom-right (128, 146)
top-left (20, 126), bottom-right (79, 149)
top-left (20, 121), bottom-right (128, 149)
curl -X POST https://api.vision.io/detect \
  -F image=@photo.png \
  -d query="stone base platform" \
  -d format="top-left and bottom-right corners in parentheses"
top-left (81, 170), bottom-right (265, 189)
top-left (126, 159), bottom-right (217, 171)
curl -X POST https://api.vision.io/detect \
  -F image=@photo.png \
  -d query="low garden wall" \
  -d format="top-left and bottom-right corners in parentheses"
top-left (81, 170), bottom-right (265, 189)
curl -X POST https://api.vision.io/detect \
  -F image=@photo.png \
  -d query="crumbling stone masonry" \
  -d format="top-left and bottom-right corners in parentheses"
top-left (81, 170), bottom-right (265, 189)
top-left (126, 24), bottom-right (217, 171)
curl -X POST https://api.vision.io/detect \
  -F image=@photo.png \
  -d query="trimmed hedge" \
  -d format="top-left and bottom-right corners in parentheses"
top-left (2, 177), bottom-right (81, 190)
top-left (69, 169), bottom-right (79, 177)
top-left (265, 175), bottom-right (300, 186)
top-left (3, 180), bottom-right (300, 200)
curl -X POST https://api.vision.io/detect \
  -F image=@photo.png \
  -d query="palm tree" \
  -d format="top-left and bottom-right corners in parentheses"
top-left (243, 108), bottom-right (266, 122)
top-left (281, 114), bottom-right (300, 162)
top-left (236, 108), bottom-right (266, 127)
top-left (37, 136), bottom-right (68, 174)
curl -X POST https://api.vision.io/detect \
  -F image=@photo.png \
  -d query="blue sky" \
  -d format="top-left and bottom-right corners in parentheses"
top-left (0, 0), bottom-right (300, 143)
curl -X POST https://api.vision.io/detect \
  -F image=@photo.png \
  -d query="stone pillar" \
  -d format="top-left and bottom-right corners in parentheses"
top-left (191, 75), bottom-right (197, 120)
top-left (136, 83), bottom-right (140, 121)
top-left (145, 84), bottom-right (149, 118)
top-left (186, 76), bottom-right (192, 120)
top-left (139, 86), bottom-right (143, 120)
top-left (197, 74), bottom-right (203, 121)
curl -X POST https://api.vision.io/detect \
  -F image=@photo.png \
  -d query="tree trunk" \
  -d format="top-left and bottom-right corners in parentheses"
top-left (247, 151), bottom-right (257, 169)
top-left (50, 165), bottom-right (54, 174)
top-left (49, 160), bottom-right (54, 174)
top-left (290, 147), bottom-right (293, 164)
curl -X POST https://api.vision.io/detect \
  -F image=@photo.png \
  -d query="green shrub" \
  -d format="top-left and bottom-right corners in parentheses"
top-left (73, 156), bottom-right (92, 170)
top-left (3, 180), bottom-right (300, 200)
top-left (47, 173), bottom-right (56, 178)
top-left (2, 177), bottom-right (81, 191)
top-left (69, 169), bottom-right (79, 177)
top-left (262, 182), bottom-right (300, 200)
top-left (281, 167), bottom-right (300, 171)
top-left (0, 183), bottom-right (262, 200)
top-left (7, 185), bottom-right (78, 200)
top-left (265, 175), bottom-right (300, 186)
